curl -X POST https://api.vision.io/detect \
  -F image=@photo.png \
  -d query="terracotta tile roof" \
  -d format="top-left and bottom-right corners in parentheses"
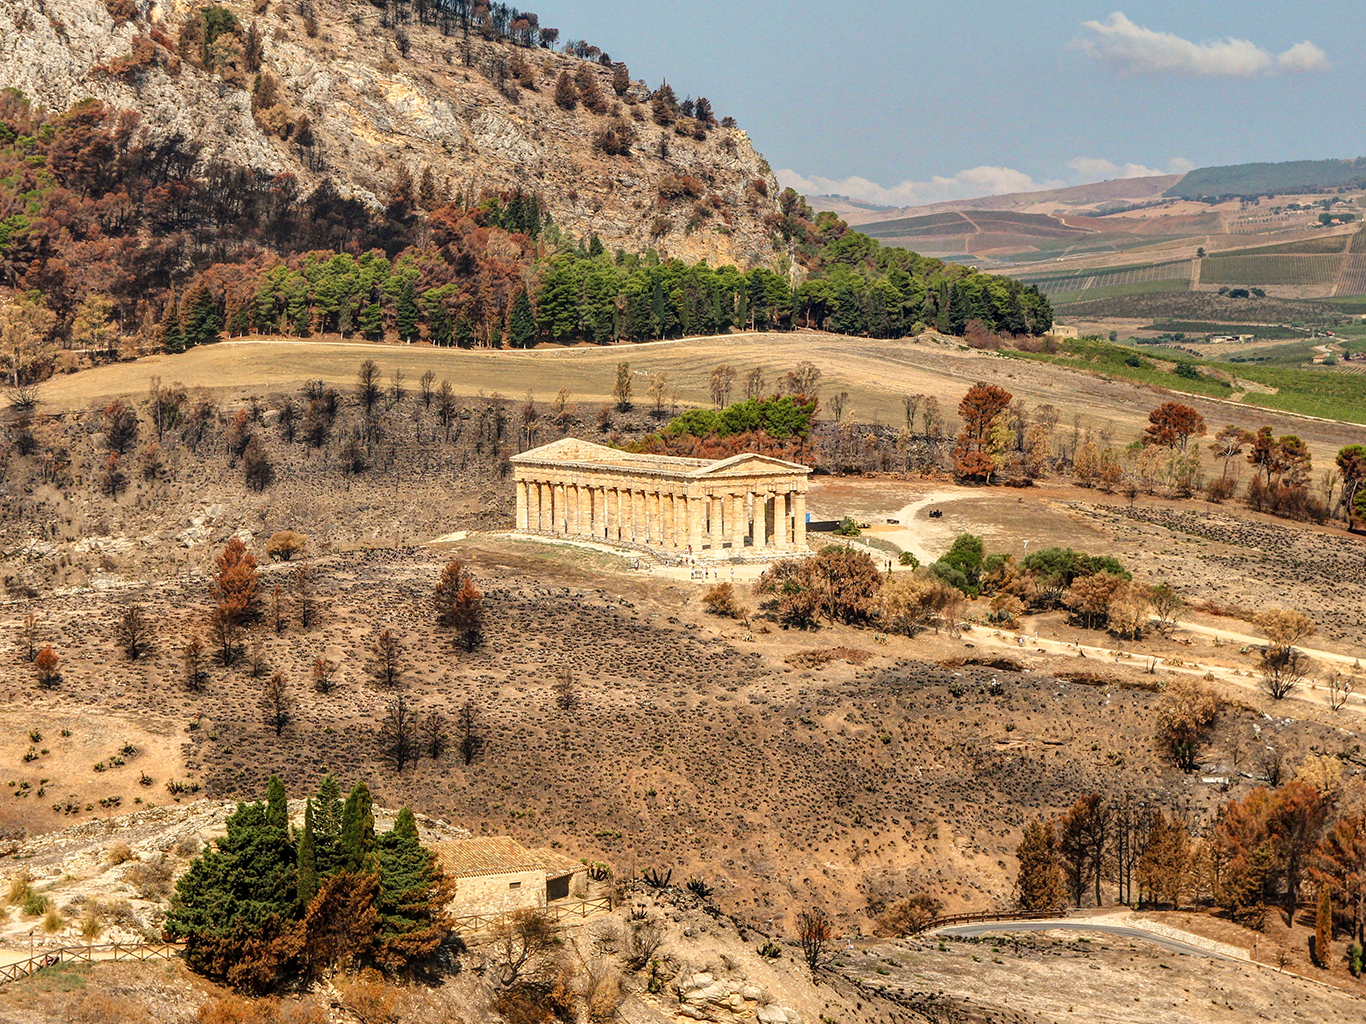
top-left (529, 847), bottom-right (586, 878)
top-left (428, 836), bottom-right (548, 878)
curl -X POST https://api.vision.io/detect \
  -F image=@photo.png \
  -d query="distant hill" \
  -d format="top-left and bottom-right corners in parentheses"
top-left (1166, 159), bottom-right (1366, 200)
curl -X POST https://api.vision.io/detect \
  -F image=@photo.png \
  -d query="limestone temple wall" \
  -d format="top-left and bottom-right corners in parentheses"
top-left (510, 438), bottom-right (811, 555)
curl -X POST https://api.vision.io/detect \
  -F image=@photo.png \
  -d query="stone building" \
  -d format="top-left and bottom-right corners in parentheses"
top-left (429, 835), bottom-right (587, 918)
top-left (510, 437), bottom-right (812, 554)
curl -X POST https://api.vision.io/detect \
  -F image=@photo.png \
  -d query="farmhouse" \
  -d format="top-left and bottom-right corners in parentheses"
top-left (510, 437), bottom-right (812, 554)
top-left (428, 835), bottom-right (588, 918)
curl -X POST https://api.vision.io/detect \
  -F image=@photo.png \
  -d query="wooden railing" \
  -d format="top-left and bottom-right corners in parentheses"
top-left (0, 941), bottom-right (184, 985)
top-left (450, 896), bottom-right (612, 938)
top-left (925, 909), bottom-right (1073, 930)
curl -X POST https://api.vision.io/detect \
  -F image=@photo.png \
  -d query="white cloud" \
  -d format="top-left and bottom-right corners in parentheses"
top-left (1276, 40), bottom-right (1331, 73)
top-left (777, 155), bottom-right (1196, 207)
top-left (1076, 12), bottom-right (1330, 77)
top-left (1066, 156), bottom-right (1194, 180)
top-left (774, 166), bottom-right (1062, 207)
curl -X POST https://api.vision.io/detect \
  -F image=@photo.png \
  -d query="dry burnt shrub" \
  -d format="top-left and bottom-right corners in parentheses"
top-left (875, 893), bottom-right (944, 936)
top-left (785, 647), bottom-right (872, 669)
top-left (125, 852), bottom-right (175, 900)
top-left (243, 437), bottom-right (274, 491)
top-left (195, 992), bottom-right (328, 1024)
top-left (1205, 476), bottom-right (1237, 503)
top-left (265, 530), bottom-right (307, 562)
top-left (701, 582), bottom-right (747, 620)
top-left (656, 173), bottom-right (703, 204)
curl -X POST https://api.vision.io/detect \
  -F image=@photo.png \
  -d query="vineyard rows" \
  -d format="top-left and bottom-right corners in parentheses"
top-left (1199, 254), bottom-right (1342, 286)
top-left (1021, 261), bottom-right (1191, 297)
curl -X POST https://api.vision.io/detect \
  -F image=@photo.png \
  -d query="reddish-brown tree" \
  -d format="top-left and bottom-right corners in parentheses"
top-left (34, 646), bottom-right (60, 688)
top-left (1313, 813), bottom-right (1366, 944)
top-left (1143, 402), bottom-right (1206, 451)
top-left (953, 382), bottom-right (1012, 482)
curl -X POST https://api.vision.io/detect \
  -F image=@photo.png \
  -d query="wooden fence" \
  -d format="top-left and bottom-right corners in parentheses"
top-left (924, 909), bottom-right (1073, 930)
top-left (450, 896), bottom-right (612, 938)
top-left (0, 941), bottom-right (185, 985)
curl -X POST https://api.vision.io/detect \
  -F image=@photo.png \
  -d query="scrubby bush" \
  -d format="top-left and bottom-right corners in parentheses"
top-left (701, 583), bottom-right (747, 620)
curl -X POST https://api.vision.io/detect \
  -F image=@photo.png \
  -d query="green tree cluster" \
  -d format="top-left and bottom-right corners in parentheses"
top-left (166, 774), bottom-right (452, 993)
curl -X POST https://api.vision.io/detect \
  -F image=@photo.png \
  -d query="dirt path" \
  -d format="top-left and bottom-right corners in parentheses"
top-left (967, 622), bottom-right (1365, 718)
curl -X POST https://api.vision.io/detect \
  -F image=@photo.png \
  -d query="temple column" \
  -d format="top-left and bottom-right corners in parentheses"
top-left (515, 480), bottom-right (528, 532)
top-left (771, 492), bottom-right (787, 550)
top-left (633, 489), bottom-right (645, 544)
top-left (604, 488), bottom-right (616, 542)
top-left (709, 494), bottom-right (723, 550)
top-left (673, 493), bottom-right (686, 550)
top-left (794, 491), bottom-right (807, 550)
top-left (649, 491), bottom-right (660, 546)
top-left (688, 496), bottom-right (704, 552)
top-left (590, 485), bottom-right (602, 539)
top-left (751, 490), bottom-right (766, 548)
top-left (534, 482), bottom-right (546, 531)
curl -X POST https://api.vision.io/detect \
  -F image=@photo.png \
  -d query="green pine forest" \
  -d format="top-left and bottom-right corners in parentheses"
top-left (0, 95), bottom-right (1052, 371)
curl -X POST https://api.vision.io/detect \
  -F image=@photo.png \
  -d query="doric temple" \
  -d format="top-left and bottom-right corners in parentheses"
top-left (510, 438), bottom-right (812, 554)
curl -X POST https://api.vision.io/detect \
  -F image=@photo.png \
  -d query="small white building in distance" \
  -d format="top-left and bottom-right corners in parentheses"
top-left (1048, 324), bottom-right (1080, 340)
top-left (429, 835), bottom-right (588, 918)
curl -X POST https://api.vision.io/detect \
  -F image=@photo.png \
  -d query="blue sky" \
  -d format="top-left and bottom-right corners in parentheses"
top-left (528, 2), bottom-right (1359, 206)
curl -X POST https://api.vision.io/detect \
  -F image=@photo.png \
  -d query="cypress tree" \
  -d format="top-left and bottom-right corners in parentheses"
top-left (166, 793), bottom-right (296, 984)
top-left (339, 779), bottom-right (376, 873)
top-left (588, 232), bottom-right (605, 258)
top-left (266, 774), bottom-right (289, 834)
top-left (375, 807), bottom-right (454, 969)
top-left (313, 774), bottom-right (344, 875)
top-left (297, 798), bottom-right (318, 908)
top-left (1316, 885), bottom-right (1333, 968)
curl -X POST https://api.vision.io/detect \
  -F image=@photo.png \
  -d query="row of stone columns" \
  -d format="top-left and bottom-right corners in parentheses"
top-left (515, 478), bottom-right (806, 553)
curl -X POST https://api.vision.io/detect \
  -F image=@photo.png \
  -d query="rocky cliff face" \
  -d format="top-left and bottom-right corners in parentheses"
top-left (0, 0), bottom-right (785, 268)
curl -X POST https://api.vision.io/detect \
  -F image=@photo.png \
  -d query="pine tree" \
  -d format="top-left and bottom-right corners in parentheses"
top-left (427, 300), bottom-right (453, 346)
top-left (508, 290), bottom-right (536, 349)
top-left (297, 798), bottom-right (319, 908)
top-left (182, 284), bottom-right (221, 348)
top-left (159, 298), bottom-right (185, 354)
top-left (358, 301), bottom-right (385, 341)
top-left (454, 314), bottom-right (474, 349)
top-left (339, 780), bottom-right (376, 873)
top-left (375, 808), bottom-right (454, 970)
top-left (395, 279), bottom-right (420, 342)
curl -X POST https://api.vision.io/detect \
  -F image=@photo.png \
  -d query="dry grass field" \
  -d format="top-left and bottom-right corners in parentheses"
top-left (37, 331), bottom-right (1366, 469)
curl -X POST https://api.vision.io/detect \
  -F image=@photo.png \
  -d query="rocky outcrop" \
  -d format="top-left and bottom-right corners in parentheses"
top-left (0, 0), bottom-right (786, 268)
top-left (676, 970), bottom-right (802, 1024)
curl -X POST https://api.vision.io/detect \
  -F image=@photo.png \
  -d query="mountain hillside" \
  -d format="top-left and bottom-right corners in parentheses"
top-left (0, 0), bottom-right (783, 269)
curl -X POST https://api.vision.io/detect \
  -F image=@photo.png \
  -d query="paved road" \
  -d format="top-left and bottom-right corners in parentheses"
top-left (935, 920), bottom-right (1238, 960)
